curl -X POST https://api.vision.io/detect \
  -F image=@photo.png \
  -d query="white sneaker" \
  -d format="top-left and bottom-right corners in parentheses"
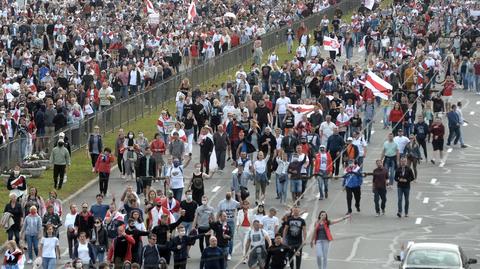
top-left (27, 259), bottom-right (32, 264)
top-left (227, 254), bottom-right (232, 260)
top-left (64, 175), bottom-right (67, 183)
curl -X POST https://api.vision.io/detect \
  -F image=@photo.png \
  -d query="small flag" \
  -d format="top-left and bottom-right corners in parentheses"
top-left (188, 1), bottom-right (197, 22)
top-left (144, 0), bottom-right (156, 14)
top-left (323, 36), bottom-right (340, 52)
top-left (358, 36), bottom-right (366, 53)
top-left (365, 71), bottom-right (392, 100)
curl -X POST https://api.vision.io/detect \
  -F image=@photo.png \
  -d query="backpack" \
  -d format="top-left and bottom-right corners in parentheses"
top-left (247, 71), bottom-right (258, 86)
top-left (106, 218), bottom-right (123, 238)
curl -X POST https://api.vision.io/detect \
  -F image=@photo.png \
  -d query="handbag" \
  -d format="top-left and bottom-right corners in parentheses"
top-left (278, 173), bottom-right (288, 183)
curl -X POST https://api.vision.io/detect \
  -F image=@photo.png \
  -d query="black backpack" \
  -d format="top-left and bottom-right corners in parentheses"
top-left (106, 218), bottom-right (123, 239)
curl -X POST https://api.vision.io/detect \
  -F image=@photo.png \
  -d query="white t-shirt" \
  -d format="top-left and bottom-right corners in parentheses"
top-left (352, 137), bottom-right (367, 157)
top-left (394, 136), bottom-right (410, 154)
top-left (276, 97), bottom-right (291, 114)
top-left (261, 215), bottom-right (279, 238)
top-left (41, 237), bottom-right (59, 258)
top-left (319, 122), bottom-right (336, 139)
top-left (248, 229), bottom-right (269, 248)
top-left (77, 242), bottom-right (90, 263)
top-left (254, 159), bottom-right (268, 174)
top-left (169, 165), bottom-right (184, 189)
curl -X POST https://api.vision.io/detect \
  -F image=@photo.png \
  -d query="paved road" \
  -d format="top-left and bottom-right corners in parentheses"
top-left (37, 54), bottom-right (480, 269)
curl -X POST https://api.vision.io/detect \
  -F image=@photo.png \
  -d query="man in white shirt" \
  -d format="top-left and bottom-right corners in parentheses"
top-left (394, 129), bottom-right (410, 156)
top-left (261, 208), bottom-right (279, 239)
top-left (352, 131), bottom-right (367, 167)
top-left (274, 90), bottom-right (291, 129)
top-left (319, 115), bottom-right (337, 145)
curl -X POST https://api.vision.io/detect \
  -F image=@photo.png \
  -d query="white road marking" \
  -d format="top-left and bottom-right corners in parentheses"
top-left (415, 218), bottom-right (423, 225)
top-left (447, 148), bottom-right (453, 153)
top-left (316, 193), bottom-right (320, 198)
top-left (423, 197), bottom-right (429, 204)
top-left (345, 236), bottom-right (363, 261)
top-left (463, 122), bottom-right (468, 127)
top-left (430, 178), bottom-right (437, 184)
top-left (470, 111), bottom-right (475, 115)
top-left (301, 213), bottom-right (309, 220)
top-left (211, 186), bottom-right (221, 192)
top-left (371, 130), bottom-right (376, 135)
top-left (439, 162), bottom-right (445, 168)
top-left (476, 101), bottom-right (480, 105)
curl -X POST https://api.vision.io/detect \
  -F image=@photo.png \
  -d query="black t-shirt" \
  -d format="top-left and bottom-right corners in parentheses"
top-left (182, 103), bottom-right (193, 118)
top-left (180, 200), bottom-right (198, 222)
top-left (285, 216), bottom-right (306, 246)
top-left (114, 236), bottom-right (129, 258)
top-left (183, 118), bottom-right (195, 130)
top-left (255, 106), bottom-right (270, 124)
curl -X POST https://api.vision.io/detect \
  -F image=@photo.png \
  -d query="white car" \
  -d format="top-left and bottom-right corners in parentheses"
top-left (395, 242), bottom-right (477, 269)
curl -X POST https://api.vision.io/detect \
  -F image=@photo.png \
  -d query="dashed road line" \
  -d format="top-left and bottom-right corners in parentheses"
top-left (423, 197), bottom-right (429, 204)
top-left (470, 111), bottom-right (475, 115)
top-left (430, 178), bottom-right (438, 184)
top-left (211, 186), bottom-right (221, 192)
top-left (415, 217), bottom-right (423, 225)
top-left (447, 148), bottom-right (453, 153)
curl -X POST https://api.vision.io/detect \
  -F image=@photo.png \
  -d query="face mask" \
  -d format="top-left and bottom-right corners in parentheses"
top-left (128, 134), bottom-right (133, 139)
top-left (94, 223), bottom-right (101, 227)
top-left (58, 142), bottom-right (64, 147)
top-left (187, 195), bottom-right (192, 201)
top-left (75, 263), bottom-right (83, 269)
top-left (173, 161), bottom-right (180, 167)
top-left (178, 231), bottom-right (186, 236)
top-left (13, 170), bottom-right (19, 176)
top-left (201, 200), bottom-right (207, 205)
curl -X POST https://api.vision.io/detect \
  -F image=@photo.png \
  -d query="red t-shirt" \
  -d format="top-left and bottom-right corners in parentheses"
top-left (241, 210), bottom-right (250, 227)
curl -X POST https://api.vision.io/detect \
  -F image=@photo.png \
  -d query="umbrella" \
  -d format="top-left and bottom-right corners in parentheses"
top-left (224, 12), bottom-right (237, 19)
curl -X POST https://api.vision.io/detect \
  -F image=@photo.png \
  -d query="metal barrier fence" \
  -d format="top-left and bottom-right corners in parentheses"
top-left (0, 0), bottom-right (358, 169)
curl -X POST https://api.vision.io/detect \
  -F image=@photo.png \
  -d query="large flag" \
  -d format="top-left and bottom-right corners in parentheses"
top-left (364, 71), bottom-right (392, 100)
top-left (144, 0), bottom-right (155, 14)
top-left (188, 1), bottom-right (197, 21)
top-left (323, 36), bottom-right (340, 52)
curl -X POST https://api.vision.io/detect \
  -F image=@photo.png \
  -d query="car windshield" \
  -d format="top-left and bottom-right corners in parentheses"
top-left (406, 249), bottom-right (461, 267)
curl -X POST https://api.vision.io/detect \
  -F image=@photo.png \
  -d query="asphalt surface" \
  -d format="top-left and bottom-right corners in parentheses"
top-left (31, 54), bottom-right (480, 269)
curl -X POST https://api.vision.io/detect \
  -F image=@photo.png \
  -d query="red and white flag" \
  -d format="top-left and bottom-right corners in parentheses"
top-left (188, 1), bottom-right (197, 22)
top-left (364, 71), bottom-right (392, 100)
top-left (144, 0), bottom-right (156, 14)
top-left (358, 36), bottom-right (366, 53)
top-left (323, 36), bottom-right (340, 52)
top-left (287, 104), bottom-right (318, 117)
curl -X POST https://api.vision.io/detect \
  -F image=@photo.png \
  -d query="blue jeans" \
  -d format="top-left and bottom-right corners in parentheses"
top-left (316, 171), bottom-right (329, 199)
top-left (276, 174), bottom-right (289, 204)
top-left (171, 188), bottom-right (183, 202)
top-left (397, 187), bottom-right (410, 215)
top-left (277, 114), bottom-right (286, 130)
top-left (290, 179), bottom-right (302, 193)
top-left (95, 250), bottom-right (105, 263)
top-left (5, 265), bottom-right (18, 269)
top-left (42, 257), bottom-right (56, 269)
top-left (120, 86), bottom-right (129, 99)
top-left (383, 107), bottom-right (391, 128)
top-left (26, 235), bottom-right (39, 259)
top-left (316, 240), bottom-right (330, 269)
top-left (182, 221), bottom-right (193, 234)
top-left (221, 246), bottom-right (229, 267)
top-left (227, 219), bottom-right (235, 255)
top-left (384, 157), bottom-right (397, 186)
top-left (475, 75), bottom-right (480, 93)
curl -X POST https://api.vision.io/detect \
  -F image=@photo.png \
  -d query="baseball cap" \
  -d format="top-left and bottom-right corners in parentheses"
top-left (346, 137), bottom-right (353, 141)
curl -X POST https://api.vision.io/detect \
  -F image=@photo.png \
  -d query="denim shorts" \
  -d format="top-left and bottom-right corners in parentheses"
top-left (290, 179), bottom-right (302, 193)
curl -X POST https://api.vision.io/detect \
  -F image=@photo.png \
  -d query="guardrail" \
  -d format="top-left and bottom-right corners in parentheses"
top-left (0, 0), bottom-right (358, 169)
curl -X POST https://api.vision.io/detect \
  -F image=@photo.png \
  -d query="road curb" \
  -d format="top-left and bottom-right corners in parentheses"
top-left (62, 165), bottom-right (118, 205)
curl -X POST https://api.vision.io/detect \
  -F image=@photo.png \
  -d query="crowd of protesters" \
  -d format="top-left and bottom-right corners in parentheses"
top-left (0, 0), bottom-right (334, 162)
top-left (2, 0), bottom-right (480, 268)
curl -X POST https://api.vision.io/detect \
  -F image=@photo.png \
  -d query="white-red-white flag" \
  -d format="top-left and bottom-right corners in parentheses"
top-left (365, 71), bottom-right (392, 100)
top-left (358, 36), bottom-right (366, 53)
top-left (323, 36), bottom-right (340, 52)
top-left (188, 1), bottom-right (197, 22)
top-left (144, 0), bottom-right (156, 14)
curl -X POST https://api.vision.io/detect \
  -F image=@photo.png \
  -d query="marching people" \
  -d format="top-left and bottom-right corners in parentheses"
top-left (342, 160), bottom-right (363, 215)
